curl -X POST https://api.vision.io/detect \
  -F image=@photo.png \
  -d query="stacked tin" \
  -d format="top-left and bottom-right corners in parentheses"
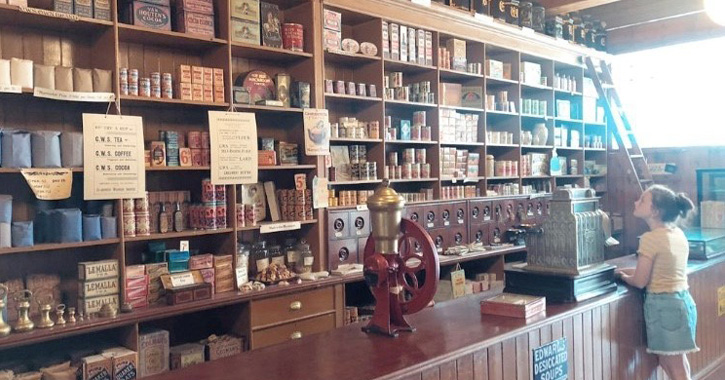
top-left (193, 179), bottom-right (227, 230)
top-left (398, 190), bottom-right (434, 203)
top-left (441, 185), bottom-right (479, 200)
top-left (278, 189), bottom-right (313, 221)
top-left (330, 190), bottom-right (374, 207)
top-left (123, 193), bottom-right (151, 237)
top-left (488, 183), bottom-right (520, 196)
top-left (161, 131), bottom-right (180, 167)
top-left (383, 72), bottom-right (434, 104)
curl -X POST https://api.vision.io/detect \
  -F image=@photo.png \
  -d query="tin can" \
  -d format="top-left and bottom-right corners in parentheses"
top-left (236, 204), bottom-right (245, 227)
top-left (202, 179), bottom-right (216, 203)
top-left (119, 68), bottom-right (128, 85)
top-left (335, 80), bottom-right (345, 94)
top-left (422, 126), bottom-right (432, 141)
top-left (369, 121), bottom-right (380, 139)
top-left (402, 163), bottom-right (412, 179)
top-left (325, 79), bottom-right (334, 93)
top-left (347, 81), bottom-right (356, 96)
top-left (411, 125), bottom-right (422, 141)
top-left (215, 185), bottom-right (226, 203)
top-left (387, 152), bottom-right (398, 166)
top-left (415, 149), bottom-right (426, 164)
top-left (201, 132), bottom-right (210, 148)
top-left (368, 84), bottom-right (377, 98)
top-left (123, 198), bottom-right (135, 213)
top-left (120, 82), bottom-right (129, 96)
top-left (151, 85), bottom-right (161, 98)
top-left (245, 204), bottom-right (257, 226)
top-left (162, 72), bottom-right (172, 87)
top-left (351, 163), bottom-right (361, 180)
top-left (411, 163), bottom-right (420, 179)
top-left (129, 83), bottom-right (139, 96)
top-left (395, 87), bottom-right (409, 101)
top-left (190, 205), bottom-right (200, 229)
top-left (403, 148), bottom-right (415, 164)
top-left (123, 212), bottom-right (136, 237)
top-left (357, 83), bottom-right (366, 97)
top-left (150, 72), bottom-right (161, 86)
top-left (422, 163), bottom-right (431, 178)
top-left (216, 204), bottom-right (227, 229)
top-left (282, 23), bottom-right (304, 52)
top-left (134, 193), bottom-right (149, 212)
top-left (383, 165), bottom-right (390, 179)
top-left (140, 78), bottom-right (151, 97)
top-left (203, 204), bottom-right (217, 230)
top-left (201, 149), bottom-right (211, 166)
top-left (191, 149), bottom-right (203, 166)
top-left (390, 72), bottom-right (403, 88)
top-left (188, 131), bottom-right (202, 149)
top-left (129, 69), bottom-right (139, 85)
top-left (395, 165), bottom-right (402, 179)
top-left (135, 212), bottom-right (150, 236)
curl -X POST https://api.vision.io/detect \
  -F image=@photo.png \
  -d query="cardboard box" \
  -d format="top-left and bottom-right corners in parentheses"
top-left (485, 59), bottom-right (503, 79)
top-left (399, 25), bottom-right (407, 62)
top-left (102, 347), bottom-right (138, 380)
top-left (125, 265), bottom-right (146, 279)
top-left (213, 254), bottom-right (233, 267)
top-left (78, 259), bottom-right (119, 281)
top-left (323, 29), bottom-right (341, 52)
top-left (192, 83), bottom-right (204, 101)
top-left (231, 0), bottom-right (259, 21)
top-left (189, 253), bottom-right (214, 269)
top-left (124, 1), bottom-right (172, 31)
top-left (390, 23), bottom-right (399, 61)
top-left (323, 9), bottom-right (341, 31)
top-left (79, 277), bottom-right (119, 298)
top-left (178, 64), bottom-right (192, 84)
top-left (82, 355), bottom-right (113, 380)
top-left (175, 0), bottom-right (214, 15)
top-left (179, 82), bottom-right (193, 100)
top-left (231, 18), bottom-right (260, 45)
top-left (425, 31), bottom-right (433, 66)
top-left (74, 0), bottom-right (93, 18)
top-left (440, 83), bottom-right (462, 107)
top-left (170, 343), bottom-right (206, 370)
top-left (203, 84), bottom-right (214, 102)
top-left (94, 0), bottom-right (111, 20)
top-left (212, 68), bottom-right (224, 87)
top-left (54, 0), bottom-right (73, 14)
top-left (521, 61), bottom-right (542, 85)
top-left (203, 335), bottom-right (243, 361)
top-left (138, 329), bottom-right (170, 377)
top-left (382, 21), bottom-right (389, 59)
top-left (214, 88), bottom-right (225, 103)
top-left (175, 11), bottom-right (215, 38)
top-left (461, 86), bottom-right (483, 108)
top-left (201, 66), bottom-right (212, 83)
top-left (191, 66), bottom-right (204, 84)
top-left (446, 38), bottom-right (467, 60)
top-left (78, 294), bottom-right (119, 314)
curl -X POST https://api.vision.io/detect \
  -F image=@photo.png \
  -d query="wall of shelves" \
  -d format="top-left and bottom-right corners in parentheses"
top-left (0, 0), bottom-right (612, 370)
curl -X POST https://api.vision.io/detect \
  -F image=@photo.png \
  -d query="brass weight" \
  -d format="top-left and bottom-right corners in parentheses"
top-left (12, 290), bottom-right (34, 333)
top-left (56, 304), bottom-right (66, 326)
top-left (0, 285), bottom-right (11, 336)
top-left (36, 289), bottom-right (55, 329)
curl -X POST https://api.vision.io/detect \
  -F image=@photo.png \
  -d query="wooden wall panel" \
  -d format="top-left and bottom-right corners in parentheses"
top-left (515, 335), bottom-right (529, 380)
top-left (440, 361), bottom-right (456, 380)
top-left (472, 348), bottom-right (488, 380)
top-left (421, 367), bottom-right (439, 380)
top-left (456, 355), bottom-right (474, 380)
top-left (487, 343), bottom-right (503, 380)
top-left (502, 339), bottom-right (516, 379)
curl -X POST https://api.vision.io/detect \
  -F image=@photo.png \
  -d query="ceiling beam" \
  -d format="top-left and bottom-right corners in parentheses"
top-left (586, 0), bottom-right (704, 29)
top-left (538, 0), bottom-right (622, 16)
top-left (607, 11), bottom-right (725, 54)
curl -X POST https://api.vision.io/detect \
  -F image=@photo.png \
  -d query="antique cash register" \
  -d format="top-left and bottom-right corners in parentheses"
top-left (505, 188), bottom-right (618, 302)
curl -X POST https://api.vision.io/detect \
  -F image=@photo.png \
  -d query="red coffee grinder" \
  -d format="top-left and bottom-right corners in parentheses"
top-left (362, 181), bottom-right (440, 337)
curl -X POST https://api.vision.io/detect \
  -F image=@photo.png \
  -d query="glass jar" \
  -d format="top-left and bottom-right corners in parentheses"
top-left (546, 16), bottom-right (564, 39)
top-left (505, 0), bottom-right (520, 25)
top-left (594, 21), bottom-right (608, 52)
top-left (519, 1), bottom-right (533, 28)
top-left (269, 244), bottom-right (284, 267)
top-left (283, 237), bottom-right (299, 272)
top-left (586, 20), bottom-right (597, 48)
top-left (236, 242), bottom-right (250, 286)
top-left (296, 240), bottom-right (314, 274)
top-left (492, 0), bottom-right (507, 20)
top-left (562, 14), bottom-right (575, 41)
top-left (532, 5), bottom-right (545, 33)
top-left (251, 240), bottom-right (269, 276)
top-left (576, 15), bottom-right (590, 45)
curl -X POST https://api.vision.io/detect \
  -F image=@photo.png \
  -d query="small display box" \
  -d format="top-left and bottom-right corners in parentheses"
top-left (685, 228), bottom-right (725, 260)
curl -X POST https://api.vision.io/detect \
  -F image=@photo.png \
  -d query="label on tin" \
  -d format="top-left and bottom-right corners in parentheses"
top-left (208, 111), bottom-right (258, 185)
top-left (83, 114), bottom-right (146, 200)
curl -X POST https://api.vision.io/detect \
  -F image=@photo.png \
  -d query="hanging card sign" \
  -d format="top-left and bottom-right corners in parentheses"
top-left (21, 168), bottom-right (73, 200)
top-left (208, 111), bottom-right (258, 185)
top-left (451, 263), bottom-right (466, 299)
top-left (312, 176), bottom-right (328, 209)
top-left (303, 108), bottom-right (330, 156)
top-left (83, 114), bottom-right (146, 200)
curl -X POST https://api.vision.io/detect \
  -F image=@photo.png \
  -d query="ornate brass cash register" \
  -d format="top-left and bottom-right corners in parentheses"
top-left (505, 188), bottom-right (618, 302)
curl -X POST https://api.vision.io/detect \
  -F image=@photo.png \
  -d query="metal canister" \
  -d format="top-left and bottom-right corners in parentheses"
top-left (492, 0), bottom-right (506, 20)
top-left (188, 131), bottom-right (202, 149)
top-left (140, 78), bottom-right (151, 97)
top-left (216, 204), bottom-right (227, 229)
top-left (150, 72), bottom-right (161, 87)
top-left (201, 149), bottom-right (211, 166)
top-left (547, 15), bottom-right (564, 39)
top-left (245, 204), bottom-right (257, 226)
top-left (402, 148), bottom-right (415, 164)
top-left (119, 68), bottom-right (128, 85)
top-left (367, 162), bottom-right (377, 180)
top-left (135, 212), bottom-right (150, 236)
top-left (411, 163), bottom-right (420, 179)
top-left (395, 165), bottom-right (402, 179)
top-left (203, 204), bottom-right (217, 230)
top-left (129, 69), bottom-right (139, 85)
top-left (134, 193), bottom-right (149, 212)
top-left (128, 83), bottom-right (138, 96)
top-left (335, 80), bottom-right (345, 94)
top-left (411, 125), bottom-right (422, 141)
top-left (349, 145), bottom-right (360, 164)
top-left (123, 211), bottom-right (136, 237)
top-left (532, 5), bottom-right (545, 33)
top-left (422, 163), bottom-right (431, 178)
top-left (422, 126), bottom-right (432, 141)
top-left (402, 163), bottom-right (412, 179)
top-left (387, 152), bottom-right (398, 166)
top-left (202, 179), bottom-right (216, 203)
top-left (357, 83), bottom-right (366, 97)
top-left (519, 1), bottom-right (532, 28)
top-left (121, 82), bottom-right (129, 96)
top-left (215, 185), bottom-right (226, 203)
top-left (369, 121), bottom-right (380, 139)
top-left (201, 132), bottom-right (210, 148)
top-left (236, 204), bottom-right (245, 228)
top-left (347, 81), bottom-right (356, 96)
top-left (122, 198), bottom-right (135, 213)
top-left (415, 149), bottom-right (426, 164)
top-left (151, 85), bottom-right (161, 98)
top-left (368, 84), bottom-right (377, 98)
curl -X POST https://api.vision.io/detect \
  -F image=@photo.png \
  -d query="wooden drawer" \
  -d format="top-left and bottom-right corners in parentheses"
top-left (250, 287), bottom-right (335, 329)
top-left (251, 313), bottom-right (336, 350)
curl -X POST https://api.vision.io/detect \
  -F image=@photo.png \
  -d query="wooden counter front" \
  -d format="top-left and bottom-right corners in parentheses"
top-left (148, 256), bottom-right (725, 380)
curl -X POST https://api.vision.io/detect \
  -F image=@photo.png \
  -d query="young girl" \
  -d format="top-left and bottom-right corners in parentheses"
top-left (615, 185), bottom-right (698, 380)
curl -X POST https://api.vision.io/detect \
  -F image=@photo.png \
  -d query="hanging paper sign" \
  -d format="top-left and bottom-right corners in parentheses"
top-left (451, 264), bottom-right (466, 299)
top-left (312, 176), bottom-right (329, 209)
top-left (208, 111), bottom-right (258, 185)
top-left (303, 108), bottom-right (330, 156)
top-left (21, 168), bottom-right (73, 200)
top-left (34, 88), bottom-right (115, 102)
top-left (83, 114), bottom-right (146, 200)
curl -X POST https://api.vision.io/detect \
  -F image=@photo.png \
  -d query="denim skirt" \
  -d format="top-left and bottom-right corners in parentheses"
top-left (644, 290), bottom-right (699, 355)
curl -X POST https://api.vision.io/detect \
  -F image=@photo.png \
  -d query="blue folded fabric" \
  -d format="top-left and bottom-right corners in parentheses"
top-left (0, 195), bottom-right (11, 224)
top-left (52, 208), bottom-right (82, 243)
top-left (31, 130), bottom-right (62, 168)
top-left (1, 130), bottom-right (32, 168)
top-left (101, 216), bottom-right (117, 239)
top-left (34, 209), bottom-right (53, 244)
top-left (11, 221), bottom-right (34, 247)
top-left (83, 214), bottom-right (102, 241)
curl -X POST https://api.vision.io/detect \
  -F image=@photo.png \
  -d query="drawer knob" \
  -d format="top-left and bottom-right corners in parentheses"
top-left (290, 301), bottom-right (302, 310)
top-left (290, 331), bottom-right (303, 340)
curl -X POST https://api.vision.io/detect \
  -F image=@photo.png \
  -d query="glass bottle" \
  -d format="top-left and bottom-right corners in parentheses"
top-left (158, 203), bottom-right (169, 233)
top-left (236, 241), bottom-right (250, 286)
top-left (283, 237), bottom-right (299, 272)
top-left (269, 243), bottom-right (284, 267)
top-left (519, 1), bottom-right (533, 28)
top-left (173, 202), bottom-right (184, 232)
top-left (532, 5), bottom-right (545, 33)
top-left (562, 14), bottom-right (575, 42)
top-left (251, 240), bottom-right (269, 276)
top-left (297, 240), bottom-right (313, 274)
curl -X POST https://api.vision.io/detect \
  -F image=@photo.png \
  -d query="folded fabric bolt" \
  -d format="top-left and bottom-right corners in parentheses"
top-left (55, 66), bottom-right (74, 92)
top-left (31, 131), bottom-right (62, 168)
top-left (0, 59), bottom-right (11, 86)
top-left (101, 216), bottom-right (117, 239)
top-left (0, 195), bottom-right (11, 223)
top-left (0, 222), bottom-right (10, 248)
top-left (34, 64), bottom-right (55, 90)
top-left (60, 131), bottom-right (83, 167)
top-left (34, 209), bottom-right (53, 244)
top-left (1, 129), bottom-right (32, 168)
top-left (82, 214), bottom-right (101, 241)
top-left (51, 208), bottom-right (82, 243)
top-left (10, 58), bottom-right (33, 89)
top-left (11, 221), bottom-right (33, 247)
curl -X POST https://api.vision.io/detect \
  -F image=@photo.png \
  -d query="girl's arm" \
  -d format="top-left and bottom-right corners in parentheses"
top-left (619, 255), bottom-right (654, 289)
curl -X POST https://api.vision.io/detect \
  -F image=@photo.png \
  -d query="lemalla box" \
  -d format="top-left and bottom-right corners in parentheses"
top-left (78, 259), bottom-right (119, 281)
top-left (78, 294), bottom-right (119, 315)
top-left (79, 277), bottom-right (120, 298)
top-left (480, 293), bottom-right (546, 318)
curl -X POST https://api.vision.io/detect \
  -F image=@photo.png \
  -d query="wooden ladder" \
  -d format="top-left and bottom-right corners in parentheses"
top-left (584, 56), bottom-right (654, 193)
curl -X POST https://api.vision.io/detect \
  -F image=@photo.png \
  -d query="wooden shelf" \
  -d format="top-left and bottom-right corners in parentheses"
top-left (385, 140), bottom-right (438, 145)
top-left (117, 24), bottom-right (227, 49)
top-left (555, 117), bottom-right (584, 123)
top-left (238, 219), bottom-right (317, 232)
top-left (440, 176), bottom-right (485, 182)
top-left (325, 93), bottom-right (382, 103)
top-left (389, 178), bottom-right (438, 183)
top-left (440, 141), bottom-right (485, 147)
top-left (487, 176), bottom-right (519, 180)
top-left (486, 143), bottom-right (519, 148)
top-left (554, 146), bottom-right (583, 151)
top-left (521, 82), bottom-right (553, 91)
top-left (438, 245), bottom-right (526, 265)
top-left (521, 114), bottom-right (551, 120)
top-left (586, 174), bottom-right (607, 178)
top-left (0, 167), bottom-right (83, 173)
top-left (0, 238), bottom-right (120, 256)
top-left (522, 175), bottom-right (551, 179)
top-left (585, 121), bottom-right (607, 127)
top-left (555, 175), bottom-right (583, 179)
top-left (384, 99), bottom-right (437, 108)
top-left (258, 165), bottom-right (317, 170)
top-left (330, 138), bottom-right (383, 143)
top-left (384, 59), bottom-right (436, 73)
top-left (121, 95), bottom-right (229, 108)
top-left (439, 68), bottom-right (484, 80)
top-left (324, 49), bottom-right (381, 65)
top-left (485, 76), bottom-right (519, 85)
top-left (486, 110), bottom-right (519, 116)
top-left (146, 166), bottom-right (210, 172)
top-left (0, 4), bottom-right (112, 33)
top-left (555, 88), bottom-right (583, 96)
top-left (232, 104), bottom-right (305, 113)
top-left (584, 148), bottom-right (607, 152)
top-left (124, 228), bottom-right (234, 242)
top-left (231, 42), bottom-right (313, 61)
top-left (328, 179), bottom-right (383, 185)
top-left (439, 105), bottom-right (484, 113)
top-left (522, 145), bottom-right (553, 149)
